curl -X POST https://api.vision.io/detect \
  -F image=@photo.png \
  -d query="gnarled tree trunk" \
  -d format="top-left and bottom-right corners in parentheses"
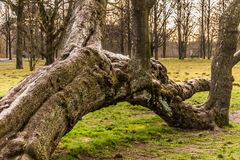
top-left (205, 0), bottom-right (240, 126)
top-left (0, 0), bottom-right (240, 159)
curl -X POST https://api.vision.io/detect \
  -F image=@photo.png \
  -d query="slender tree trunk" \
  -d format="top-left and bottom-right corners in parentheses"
top-left (120, 2), bottom-right (125, 55)
top-left (153, 3), bottom-right (159, 60)
top-left (5, 35), bottom-right (8, 59)
top-left (5, 5), bottom-right (11, 60)
top-left (207, 0), bottom-right (211, 59)
top-left (40, 32), bottom-right (45, 60)
top-left (16, 0), bottom-right (24, 69)
top-left (5, 5), bottom-right (10, 58)
top-left (8, 28), bottom-right (12, 60)
top-left (200, 0), bottom-right (206, 59)
top-left (127, 0), bottom-right (132, 57)
top-left (177, 0), bottom-right (183, 60)
top-left (162, 0), bottom-right (167, 58)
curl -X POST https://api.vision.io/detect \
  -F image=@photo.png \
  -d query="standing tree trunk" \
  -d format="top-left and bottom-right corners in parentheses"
top-left (131, 0), bottom-right (156, 69)
top-left (40, 32), bottom-right (45, 60)
top-left (5, 4), bottom-right (12, 60)
top-left (7, 27), bottom-right (12, 60)
top-left (182, 2), bottom-right (191, 59)
top-left (162, 0), bottom-right (167, 59)
top-left (5, 34), bottom-right (8, 59)
top-left (177, 0), bottom-right (183, 60)
top-left (44, 31), bottom-right (55, 65)
top-left (127, 0), bottom-right (132, 58)
top-left (200, 0), bottom-right (206, 59)
top-left (0, 0), bottom-right (240, 159)
top-left (153, 2), bottom-right (159, 60)
top-left (120, 1), bottom-right (125, 55)
top-left (16, 0), bottom-right (24, 69)
top-left (206, 0), bottom-right (240, 126)
top-left (206, 0), bottom-right (211, 59)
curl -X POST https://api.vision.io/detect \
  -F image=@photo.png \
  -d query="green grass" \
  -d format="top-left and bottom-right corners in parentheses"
top-left (0, 60), bottom-right (44, 96)
top-left (1, 59), bottom-right (240, 160)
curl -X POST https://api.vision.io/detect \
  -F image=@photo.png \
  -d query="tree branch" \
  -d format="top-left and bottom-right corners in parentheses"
top-left (232, 50), bottom-right (240, 66)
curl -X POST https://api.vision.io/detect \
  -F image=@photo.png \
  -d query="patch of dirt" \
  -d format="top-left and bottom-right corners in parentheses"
top-left (230, 110), bottom-right (240, 123)
top-left (174, 145), bottom-right (216, 154)
top-left (112, 141), bottom-right (161, 160)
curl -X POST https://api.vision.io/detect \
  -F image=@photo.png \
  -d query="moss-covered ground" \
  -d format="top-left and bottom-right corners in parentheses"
top-left (1, 59), bottom-right (240, 160)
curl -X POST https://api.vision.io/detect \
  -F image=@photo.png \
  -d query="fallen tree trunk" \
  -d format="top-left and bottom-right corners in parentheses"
top-left (0, 0), bottom-right (239, 159)
top-left (0, 46), bottom-right (211, 159)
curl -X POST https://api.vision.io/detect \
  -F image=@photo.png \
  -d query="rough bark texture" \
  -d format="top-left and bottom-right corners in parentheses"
top-left (205, 0), bottom-right (240, 126)
top-left (0, 0), bottom-right (239, 159)
top-left (131, 0), bottom-right (156, 69)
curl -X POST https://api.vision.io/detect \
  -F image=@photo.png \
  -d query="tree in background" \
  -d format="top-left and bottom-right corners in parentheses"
top-left (0, 0), bottom-right (74, 67)
top-left (37, 0), bottom-right (74, 65)
top-left (0, 4), bottom-right (14, 60)
top-left (104, 0), bottom-right (132, 57)
top-left (150, 0), bottom-right (175, 59)
top-left (0, 0), bottom-right (26, 69)
top-left (199, 0), bottom-right (206, 59)
top-left (176, 0), bottom-right (194, 59)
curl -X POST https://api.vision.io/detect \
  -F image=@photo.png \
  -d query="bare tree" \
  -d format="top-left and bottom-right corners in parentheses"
top-left (0, 4), bottom-right (13, 60)
top-left (37, 0), bottom-right (73, 65)
top-left (0, 0), bottom-right (25, 69)
top-left (104, 0), bottom-right (132, 56)
top-left (176, 0), bottom-right (193, 59)
top-left (150, 0), bottom-right (175, 59)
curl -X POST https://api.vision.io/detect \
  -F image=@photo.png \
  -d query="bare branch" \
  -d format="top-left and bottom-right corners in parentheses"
top-left (233, 50), bottom-right (240, 66)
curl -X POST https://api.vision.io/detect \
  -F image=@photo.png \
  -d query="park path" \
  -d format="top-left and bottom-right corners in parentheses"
top-left (0, 58), bottom-right (15, 62)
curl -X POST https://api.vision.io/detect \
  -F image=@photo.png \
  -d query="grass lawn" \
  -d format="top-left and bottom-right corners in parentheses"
top-left (1, 59), bottom-right (240, 160)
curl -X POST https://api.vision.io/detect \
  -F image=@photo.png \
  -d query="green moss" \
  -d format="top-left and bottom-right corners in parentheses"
top-left (0, 60), bottom-right (44, 96)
